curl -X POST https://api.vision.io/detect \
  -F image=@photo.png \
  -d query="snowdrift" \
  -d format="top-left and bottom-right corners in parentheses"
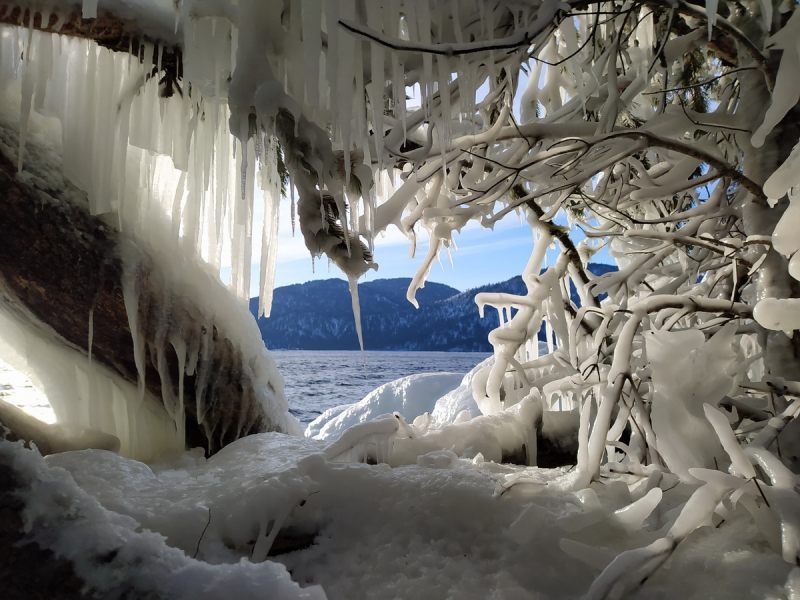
top-left (2, 432), bottom-right (794, 600)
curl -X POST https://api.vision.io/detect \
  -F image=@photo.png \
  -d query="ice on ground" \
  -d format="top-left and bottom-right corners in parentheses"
top-left (2, 433), bottom-right (792, 600)
top-left (430, 357), bottom-right (492, 423)
top-left (306, 371), bottom-right (465, 441)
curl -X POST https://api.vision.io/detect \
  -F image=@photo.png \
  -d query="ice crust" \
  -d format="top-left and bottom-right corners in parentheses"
top-left (306, 371), bottom-right (465, 441)
top-left (2, 432), bottom-right (793, 600)
top-left (0, 28), bottom-right (293, 455)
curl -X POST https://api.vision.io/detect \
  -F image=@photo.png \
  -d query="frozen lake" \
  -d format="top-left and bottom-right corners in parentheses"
top-left (272, 350), bottom-right (489, 426)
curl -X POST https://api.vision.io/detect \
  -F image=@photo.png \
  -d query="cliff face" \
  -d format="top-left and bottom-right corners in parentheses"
top-left (251, 265), bottom-right (617, 351)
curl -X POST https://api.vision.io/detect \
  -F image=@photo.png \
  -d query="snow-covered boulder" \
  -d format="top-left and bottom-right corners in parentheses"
top-left (306, 372), bottom-right (465, 441)
top-left (430, 357), bottom-right (493, 422)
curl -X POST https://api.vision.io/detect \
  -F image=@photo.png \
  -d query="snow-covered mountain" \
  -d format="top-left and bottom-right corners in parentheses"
top-left (250, 264), bottom-right (617, 351)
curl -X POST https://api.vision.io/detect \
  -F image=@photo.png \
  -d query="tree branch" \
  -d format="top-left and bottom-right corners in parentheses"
top-left (600, 131), bottom-right (766, 201)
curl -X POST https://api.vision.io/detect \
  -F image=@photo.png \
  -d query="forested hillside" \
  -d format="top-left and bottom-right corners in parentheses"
top-left (251, 263), bottom-right (617, 351)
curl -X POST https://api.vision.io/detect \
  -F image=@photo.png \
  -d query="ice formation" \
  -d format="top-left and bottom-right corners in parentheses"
top-left (2, 429), bottom-right (797, 599)
top-left (306, 371), bottom-right (464, 441)
top-left (1, 0), bottom-right (800, 597)
top-left (0, 14), bottom-right (295, 456)
top-left (0, 305), bottom-right (183, 461)
top-left (644, 325), bottom-right (737, 481)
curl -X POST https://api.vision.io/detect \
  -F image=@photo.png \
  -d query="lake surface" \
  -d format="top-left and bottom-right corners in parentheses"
top-left (1, 352), bottom-right (490, 431)
top-left (271, 350), bottom-right (490, 426)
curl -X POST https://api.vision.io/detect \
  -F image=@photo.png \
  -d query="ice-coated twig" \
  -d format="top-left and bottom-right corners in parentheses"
top-left (193, 508), bottom-right (212, 559)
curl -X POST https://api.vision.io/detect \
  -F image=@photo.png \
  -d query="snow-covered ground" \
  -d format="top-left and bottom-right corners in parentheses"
top-left (4, 426), bottom-right (793, 600)
top-left (1, 364), bottom-right (796, 599)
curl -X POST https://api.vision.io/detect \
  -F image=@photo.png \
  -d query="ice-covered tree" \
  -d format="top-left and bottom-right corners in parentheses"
top-left (1, 0), bottom-right (800, 596)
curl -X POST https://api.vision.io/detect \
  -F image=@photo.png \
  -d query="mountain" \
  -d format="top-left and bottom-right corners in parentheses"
top-left (250, 263), bottom-right (618, 352)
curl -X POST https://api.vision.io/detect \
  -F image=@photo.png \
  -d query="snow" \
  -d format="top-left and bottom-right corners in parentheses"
top-left (306, 371), bottom-right (465, 441)
top-left (430, 357), bottom-right (490, 423)
top-left (1, 438), bottom-right (326, 600)
top-left (2, 432), bottom-right (796, 599)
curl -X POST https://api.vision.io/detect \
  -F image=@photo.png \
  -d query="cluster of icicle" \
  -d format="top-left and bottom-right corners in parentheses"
top-left (370, 1), bottom-right (800, 596)
top-left (0, 15), bottom-right (283, 315)
top-left (0, 5), bottom-right (294, 458)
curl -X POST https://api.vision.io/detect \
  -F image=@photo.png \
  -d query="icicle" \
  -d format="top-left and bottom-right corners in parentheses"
top-left (436, 55), bottom-right (452, 175)
top-left (33, 30), bottom-right (54, 114)
top-left (87, 304), bottom-right (94, 365)
top-left (259, 137), bottom-right (281, 318)
top-left (706, 0), bottom-right (719, 40)
top-left (301, 0), bottom-right (322, 109)
top-left (17, 16), bottom-right (36, 173)
top-left (325, 0), bottom-right (340, 143)
top-left (338, 0), bottom-right (355, 187)
top-left (290, 183), bottom-right (296, 235)
top-left (347, 275), bottom-right (367, 374)
top-left (367, 3), bottom-right (385, 168)
top-left (242, 138), bottom-right (256, 304)
top-left (169, 332), bottom-right (188, 449)
top-left (121, 256), bottom-right (147, 404)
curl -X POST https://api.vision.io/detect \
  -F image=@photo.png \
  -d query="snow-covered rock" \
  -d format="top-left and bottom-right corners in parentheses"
top-left (2, 438), bottom-right (327, 600)
top-left (430, 357), bottom-right (492, 422)
top-left (306, 372), bottom-right (465, 441)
